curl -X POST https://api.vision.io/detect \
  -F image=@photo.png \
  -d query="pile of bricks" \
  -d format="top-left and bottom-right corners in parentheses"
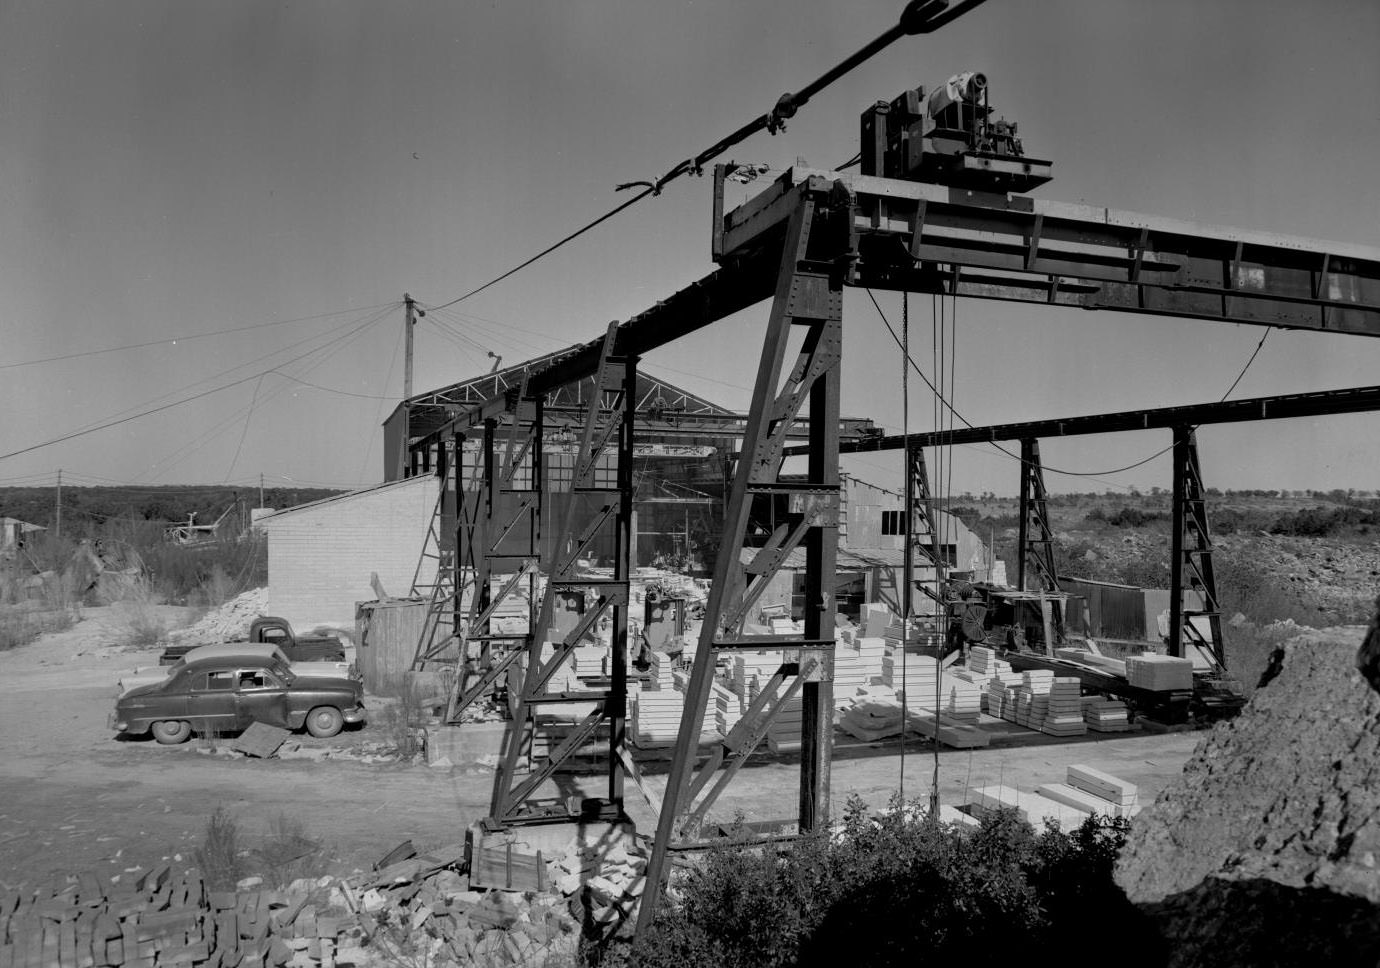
top-left (0, 863), bottom-right (367, 968)
top-left (0, 838), bottom-right (613, 968)
top-left (359, 863), bottom-right (580, 967)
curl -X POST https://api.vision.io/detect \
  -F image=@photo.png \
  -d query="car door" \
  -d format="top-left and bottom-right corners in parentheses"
top-left (232, 668), bottom-right (291, 729)
top-left (185, 670), bottom-right (239, 734)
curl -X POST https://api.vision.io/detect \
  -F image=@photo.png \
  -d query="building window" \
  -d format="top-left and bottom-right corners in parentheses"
top-left (881, 510), bottom-right (904, 536)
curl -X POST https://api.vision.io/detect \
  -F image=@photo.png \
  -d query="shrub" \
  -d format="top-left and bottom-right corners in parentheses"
top-left (0, 604), bottom-right (79, 651)
top-left (378, 686), bottom-right (426, 759)
top-left (618, 797), bottom-right (1161, 968)
top-left (196, 808), bottom-right (246, 891)
top-left (254, 814), bottom-right (327, 889)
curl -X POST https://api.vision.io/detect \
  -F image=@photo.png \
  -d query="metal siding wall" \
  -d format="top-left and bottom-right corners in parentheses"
top-left (1062, 578), bottom-right (1146, 640)
top-left (382, 408), bottom-right (408, 482)
top-left (355, 600), bottom-right (430, 695)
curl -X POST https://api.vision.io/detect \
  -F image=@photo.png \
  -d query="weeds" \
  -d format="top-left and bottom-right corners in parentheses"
top-left (197, 808), bottom-right (246, 891)
top-left (378, 686), bottom-right (426, 759)
top-left (112, 579), bottom-right (168, 650)
top-left (0, 561), bottom-right (81, 651)
top-left (195, 809), bottom-right (329, 892)
top-left (254, 814), bottom-right (327, 889)
top-left (0, 604), bottom-right (79, 651)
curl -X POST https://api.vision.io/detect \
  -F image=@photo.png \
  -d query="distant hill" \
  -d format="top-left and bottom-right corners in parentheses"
top-left (0, 484), bottom-right (345, 535)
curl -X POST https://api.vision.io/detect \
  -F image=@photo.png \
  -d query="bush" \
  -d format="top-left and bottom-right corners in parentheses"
top-left (618, 797), bottom-right (1162, 968)
top-left (254, 814), bottom-right (327, 889)
top-left (196, 808), bottom-right (246, 891)
top-left (1084, 506), bottom-right (1168, 529)
top-left (378, 686), bottom-right (426, 759)
top-left (0, 604), bottom-right (79, 651)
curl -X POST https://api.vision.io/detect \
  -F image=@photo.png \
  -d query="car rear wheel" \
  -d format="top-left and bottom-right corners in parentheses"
top-left (305, 706), bottom-right (344, 738)
top-left (151, 720), bottom-right (192, 745)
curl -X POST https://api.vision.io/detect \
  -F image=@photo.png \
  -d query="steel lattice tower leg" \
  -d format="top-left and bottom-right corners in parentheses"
top-left (638, 188), bottom-right (843, 933)
top-left (1169, 426), bottom-right (1224, 667)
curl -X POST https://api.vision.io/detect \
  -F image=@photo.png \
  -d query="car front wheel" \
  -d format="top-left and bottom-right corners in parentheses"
top-left (151, 720), bottom-right (192, 745)
top-left (305, 706), bottom-right (344, 738)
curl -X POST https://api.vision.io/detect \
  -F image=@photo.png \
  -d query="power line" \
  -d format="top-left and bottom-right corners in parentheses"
top-left (865, 291), bottom-right (1273, 481)
top-left (0, 309), bottom-right (393, 463)
top-left (429, 1), bottom-right (989, 313)
top-left (357, 315), bottom-right (408, 485)
top-left (0, 302), bottom-right (396, 370)
top-left (146, 308), bottom-right (395, 482)
top-left (225, 375), bottom-right (265, 483)
top-left (271, 372), bottom-right (399, 400)
top-left (52, 304), bottom-right (397, 441)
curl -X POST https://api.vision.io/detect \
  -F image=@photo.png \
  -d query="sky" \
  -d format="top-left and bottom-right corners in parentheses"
top-left (2, 0), bottom-right (1379, 500)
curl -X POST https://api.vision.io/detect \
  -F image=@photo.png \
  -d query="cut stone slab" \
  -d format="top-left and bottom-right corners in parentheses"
top-left (232, 723), bottom-right (290, 758)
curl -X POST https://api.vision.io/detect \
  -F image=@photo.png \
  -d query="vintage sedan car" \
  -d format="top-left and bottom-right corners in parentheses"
top-left (116, 643), bottom-right (356, 698)
top-left (111, 651), bottom-right (366, 744)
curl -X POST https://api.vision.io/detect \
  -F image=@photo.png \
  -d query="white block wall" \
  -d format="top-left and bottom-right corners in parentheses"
top-left (258, 476), bottom-right (439, 629)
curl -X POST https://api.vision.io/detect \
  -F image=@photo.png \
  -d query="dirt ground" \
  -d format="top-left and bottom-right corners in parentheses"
top-left (0, 606), bottom-right (1201, 894)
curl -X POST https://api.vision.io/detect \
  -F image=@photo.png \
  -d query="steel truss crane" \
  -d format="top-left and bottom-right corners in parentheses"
top-left (797, 383), bottom-right (1380, 667)
top-left (398, 159), bottom-right (1380, 933)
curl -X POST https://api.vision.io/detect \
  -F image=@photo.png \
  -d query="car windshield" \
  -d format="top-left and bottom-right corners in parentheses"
top-left (271, 662), bottom-right (295, 684)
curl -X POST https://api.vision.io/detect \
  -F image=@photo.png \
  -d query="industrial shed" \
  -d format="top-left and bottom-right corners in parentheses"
top-left (256, 475), bottom-right (439, 629)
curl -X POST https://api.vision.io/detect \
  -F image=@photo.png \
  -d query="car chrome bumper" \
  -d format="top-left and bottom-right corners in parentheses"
top-left (343, 705), bottom-right (367, 725)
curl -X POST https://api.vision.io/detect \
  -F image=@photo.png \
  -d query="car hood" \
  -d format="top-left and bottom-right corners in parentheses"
top-left (118, 682), bottom-right (163, 702)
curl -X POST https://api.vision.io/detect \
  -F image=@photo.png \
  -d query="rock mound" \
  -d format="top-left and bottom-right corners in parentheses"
top-left (165, 587), bottom-right (268, 647)
top-left (1115, 627), bottom-right (1380, 965)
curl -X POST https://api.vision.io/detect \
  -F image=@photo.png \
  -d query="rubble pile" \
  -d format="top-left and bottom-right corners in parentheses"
top-left (0, 834), bottom-right (653, 968)
top-left (164, 589), bottom-right (269, 648)
top-left (1115, 626), bottom-right (1380, 965)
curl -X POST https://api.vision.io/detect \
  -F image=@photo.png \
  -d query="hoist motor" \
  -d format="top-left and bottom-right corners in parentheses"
top-left (860, 71), bottom-right (1052, 193)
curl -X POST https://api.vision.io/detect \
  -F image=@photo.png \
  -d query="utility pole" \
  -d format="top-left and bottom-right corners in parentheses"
top-left (259, 473), bottom-right (265, 510)
top-left (55, 469), bottom-right (62, 537)
top-left (403, 293), bottom-right (417, 401)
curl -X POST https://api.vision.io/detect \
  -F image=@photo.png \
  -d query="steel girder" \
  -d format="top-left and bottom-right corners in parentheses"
top-left (797, 385), bottom-right (1380, 456)
top-left (487, 323), bottom-right (637, 825)
top-left (717, 167), bottom-right (1380, 336)
top-left (442, 382), bottom-right (545, 724)
top-left (1169, 428), bottom-right (1224, 668)
top-left (1017, 438), bottom-right (1059, 594)
top-left (637, 186), bottom-right (845, 932)
top-left (904, 444), bottom-right (947, 609)
top-left (410, 432), bottom-right (471, 669)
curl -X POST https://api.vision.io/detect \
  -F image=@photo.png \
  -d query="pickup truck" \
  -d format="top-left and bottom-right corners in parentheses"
top-left (159, 616), bottom-right (346, 666)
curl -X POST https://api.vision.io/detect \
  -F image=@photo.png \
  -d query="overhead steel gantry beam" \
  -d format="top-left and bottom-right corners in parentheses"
top-left (784, 384), bottom-right (1380, 455)
top-left (717, 167), bottom-right (1380, 336)
top-left (446, 162), bottom-right (1379, 934)
top-left (796, 383), bottom-right (1380, 664)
